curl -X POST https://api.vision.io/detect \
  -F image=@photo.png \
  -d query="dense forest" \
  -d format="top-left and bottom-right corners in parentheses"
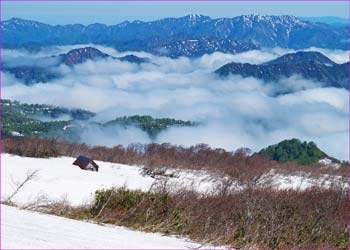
top-left (257, 138), bottom-right (340, 165)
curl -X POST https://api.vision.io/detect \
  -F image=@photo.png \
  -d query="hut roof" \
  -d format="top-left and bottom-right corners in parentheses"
top-left (73, 155), bottom-right (91, 168)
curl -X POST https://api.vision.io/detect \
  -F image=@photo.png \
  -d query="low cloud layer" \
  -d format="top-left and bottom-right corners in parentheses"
top-left (2, 45), bottom-right (349, 160)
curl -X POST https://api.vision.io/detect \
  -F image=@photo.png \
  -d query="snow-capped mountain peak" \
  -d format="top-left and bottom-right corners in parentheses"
top-left (2, 14), bottom-right (347, 50)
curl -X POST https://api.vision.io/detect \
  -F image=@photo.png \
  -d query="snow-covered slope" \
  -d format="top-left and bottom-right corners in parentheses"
top-left (2, 154), bottom-right (346, 207)
top-left (1, 154), bottom-right (218, 206)
top-left (2, 205), bottom-right (206, 249)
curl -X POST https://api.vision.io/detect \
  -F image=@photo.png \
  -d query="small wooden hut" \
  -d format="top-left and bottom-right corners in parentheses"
top-left (73, 155), bottom-right (99, 172)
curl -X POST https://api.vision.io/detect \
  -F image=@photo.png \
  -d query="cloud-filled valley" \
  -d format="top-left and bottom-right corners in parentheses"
top-left (2, 45), bottom-right (349, 160)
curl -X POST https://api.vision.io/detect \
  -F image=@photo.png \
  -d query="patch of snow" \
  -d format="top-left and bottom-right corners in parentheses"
top-left (324, 63), bottom-right (333, 67)
top-left (10, 131), bottom-right (24, 137)
top-left (63, 124), bottom-right (77, 131)
top-left (319, 158), bottom-right (340, 168)
top-left (258, 169), bottom-right (347, 190)
top-left (2, 205), bottom-right (207, 249)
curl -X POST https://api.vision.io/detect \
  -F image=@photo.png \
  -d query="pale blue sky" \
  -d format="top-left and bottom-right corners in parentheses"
top-left (2, 1), bottom-right (348, 25)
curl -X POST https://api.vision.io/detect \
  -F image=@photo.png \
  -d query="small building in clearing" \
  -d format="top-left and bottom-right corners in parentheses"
top-left (73, 155), bottom-right (99, 172)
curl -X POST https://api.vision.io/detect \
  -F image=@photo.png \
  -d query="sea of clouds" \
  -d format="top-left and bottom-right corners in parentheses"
top-left (2, 45), bottom-right (349, 160)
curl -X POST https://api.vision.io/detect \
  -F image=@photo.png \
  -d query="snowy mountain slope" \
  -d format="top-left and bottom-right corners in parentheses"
top-left (2, 205), bottom-right (208, 249)
top-left (1, 154), bottom-right (219, 206)
top-left (148, 38), bottom-right (260, 58)
top-left (2, 154), bottom-right (346, 207)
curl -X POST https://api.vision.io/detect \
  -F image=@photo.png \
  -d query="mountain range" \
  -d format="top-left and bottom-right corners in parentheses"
top-left (215, 51), bottom-right (349, 89)
top-left (3, 47), bottom-right (349, 90)
top-left (2, 14), bottom-right (348, 56)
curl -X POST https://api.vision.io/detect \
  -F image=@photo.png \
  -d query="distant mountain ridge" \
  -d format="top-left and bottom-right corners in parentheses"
top-left (2, 14), bottom-right (348, 54)
top-left (59, 47), bottom-right (150, 65)
top-left (3, 47), bottom-right (149, 84)
top-left (215, 51), bottom-right (349, 89)
top-left (148, 38), bottom-right (260, 58)
top-left (60, 47), bottom-right (110, 66)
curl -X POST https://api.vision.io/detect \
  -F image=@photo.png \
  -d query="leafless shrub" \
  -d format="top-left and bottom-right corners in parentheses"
top-left (20, 194), bottom-right (51, 210)
top-left (4, 169), bottom-right (39, 205)
top-left (54, 185), bottom-right (347, 248)
top-left (18, 179), bottom-right (345, 249)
